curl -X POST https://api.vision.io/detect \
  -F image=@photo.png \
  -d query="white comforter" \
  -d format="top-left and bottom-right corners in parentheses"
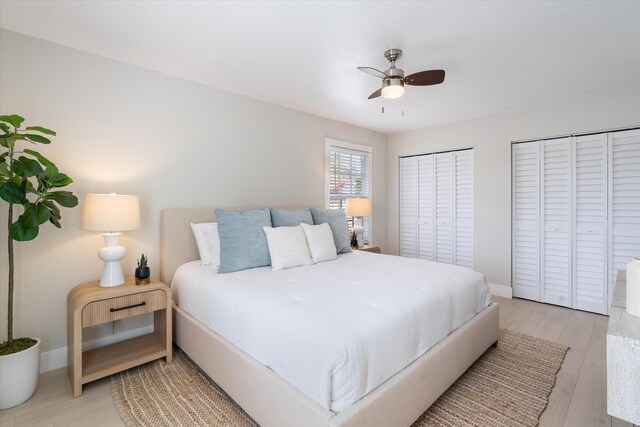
top-left (171, 251), bottom-right (491, 412)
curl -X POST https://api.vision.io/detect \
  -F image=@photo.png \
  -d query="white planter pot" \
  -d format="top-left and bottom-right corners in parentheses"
top-left (0, 338), bottom-right (40, 410)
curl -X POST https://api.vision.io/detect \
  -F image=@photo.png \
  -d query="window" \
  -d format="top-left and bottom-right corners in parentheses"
top-left (325, 139), bottom-right (372, 242)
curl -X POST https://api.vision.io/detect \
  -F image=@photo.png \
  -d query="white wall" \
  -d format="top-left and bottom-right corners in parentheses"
top-left (387, 86), bottom-right (640, 287)
top-left (0, 30), bottom-right (388, 370)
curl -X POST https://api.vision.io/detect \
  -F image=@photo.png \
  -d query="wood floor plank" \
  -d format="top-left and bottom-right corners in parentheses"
top-left (505, 298), bottom-right (550, 334)
top-left (531, 303), bottom-right (573, 341)
top-left (563, 321), bottom-right (612, 427)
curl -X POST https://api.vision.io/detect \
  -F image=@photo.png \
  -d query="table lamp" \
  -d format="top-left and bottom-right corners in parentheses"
top-left (81, 193), bottom-right (140, 287)
top-left (346, 198), bottom-right (372, 247)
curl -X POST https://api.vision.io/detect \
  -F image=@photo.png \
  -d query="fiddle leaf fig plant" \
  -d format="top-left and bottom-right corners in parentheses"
top-left (0, 114), bottom-right (78, 353)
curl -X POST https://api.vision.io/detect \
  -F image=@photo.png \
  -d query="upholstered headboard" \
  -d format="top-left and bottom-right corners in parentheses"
top-left (160, 208), bottom-right (216, 285)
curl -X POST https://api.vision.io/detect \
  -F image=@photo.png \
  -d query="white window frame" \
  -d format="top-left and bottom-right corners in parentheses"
top-left (324, 138), bottom-right (373, 243)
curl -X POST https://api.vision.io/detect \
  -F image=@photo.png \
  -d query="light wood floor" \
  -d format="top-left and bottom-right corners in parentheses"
top-left (0, 296), bottom-right (633, 427)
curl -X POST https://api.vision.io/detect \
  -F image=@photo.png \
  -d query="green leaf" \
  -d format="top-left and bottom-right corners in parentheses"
top-left (45, 164), bottom-right (73, 188)
top-left (0, 123), bottom-right (10, 134)
top-left (0, 181), bottom-right (27, 204)
top-left (48, 214), bottom-right (61, 228)
top-left (24, 134), bottom-right (51, 144)
top-left (1, 134), bottom-right (20, 150)
top-left (45, 191), bottom-right (78, 208)
top-left (23, 149), bottom-right (52, 167)
top-left (13, 156), bottom-right (42, 177)
top-left (25, 126), bottom-right (56, 136)
top-left (42, 200), bottom-right (61, 220)
top-left (21, 202), bottom-right (51, 226)
top-left (0, 163), bottom-right (8, 180)
top-left (0, 115), bottom-right (25, 129)
top-left (9, 217), bottom-right (39, 241)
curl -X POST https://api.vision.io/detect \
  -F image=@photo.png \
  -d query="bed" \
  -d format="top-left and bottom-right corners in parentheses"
top-left (160, 208), bottom-right (499, 427)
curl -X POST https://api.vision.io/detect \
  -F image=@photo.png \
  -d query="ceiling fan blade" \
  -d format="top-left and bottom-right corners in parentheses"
top-left (404, 69), bottom-right (445, 86)
top-left (358, 67), bottom-right (388, 79)
top-left (368, 88), bottom-right (382, 99)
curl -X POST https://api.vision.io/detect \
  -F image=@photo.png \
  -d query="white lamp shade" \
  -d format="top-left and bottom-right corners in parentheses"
top-left (346, 198), bottom-right (372, 217)
top-left (81, 193), bottom-right (140, 232)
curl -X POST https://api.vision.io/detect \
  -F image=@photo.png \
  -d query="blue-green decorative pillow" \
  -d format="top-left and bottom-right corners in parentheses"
top-left (270, 208), bottom-right (313, 227)
top-left (309, 208), bottom-right (352, 254)
top-left (215, 208), bottom-right (272, 273)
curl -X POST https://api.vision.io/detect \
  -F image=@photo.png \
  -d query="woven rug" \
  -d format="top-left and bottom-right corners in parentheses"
top-left (111, 329), bottom-right (568, 427)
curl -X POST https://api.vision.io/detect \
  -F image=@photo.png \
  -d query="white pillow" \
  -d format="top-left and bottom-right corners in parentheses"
top-left (263, 225), bottom-right (313, 271)
top-left (300, 223), bottom-right (338, 263)
top-left (190, 222), bottom-right (220, 269)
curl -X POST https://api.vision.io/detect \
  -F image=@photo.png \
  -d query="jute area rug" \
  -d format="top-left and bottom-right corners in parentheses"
top-left (111, 329), bottom-right (568, 427)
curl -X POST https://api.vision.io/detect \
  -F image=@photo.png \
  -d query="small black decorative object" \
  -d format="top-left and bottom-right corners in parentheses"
top-left (350, 230), bottom-right (359, 250)
top-left (135, 253), bottom-right (150, 285)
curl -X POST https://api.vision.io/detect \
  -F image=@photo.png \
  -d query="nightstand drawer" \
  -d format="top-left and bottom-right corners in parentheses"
top-left (82, 290), bottom-right (166, 327)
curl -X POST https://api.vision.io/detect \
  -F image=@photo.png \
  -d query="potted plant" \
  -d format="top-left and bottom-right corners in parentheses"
top-left (0, 114), bottom-right (78, 409)
top-left (350, 230), bottom-right (359, 250)
top-left (135, 253), bottom-right (150, 285)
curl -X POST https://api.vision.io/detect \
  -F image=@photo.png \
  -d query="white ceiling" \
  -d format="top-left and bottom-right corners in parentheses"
top-left (1, 1), bottom-right (639, 134)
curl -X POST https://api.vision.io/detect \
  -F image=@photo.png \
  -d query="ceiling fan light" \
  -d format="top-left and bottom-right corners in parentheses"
top-left (381, 79), bottom-right (405, 99)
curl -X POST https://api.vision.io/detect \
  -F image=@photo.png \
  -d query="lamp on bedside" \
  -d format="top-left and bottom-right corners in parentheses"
top-left (346, 197), bottom-right (372, 247)
top-left (81, 193), bottom-right (140, 287)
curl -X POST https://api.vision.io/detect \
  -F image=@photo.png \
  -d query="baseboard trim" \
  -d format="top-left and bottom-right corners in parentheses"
top-left (40, 324), bottom-right (154, 373)
top-left (488, 283), bottom-right (513, 299)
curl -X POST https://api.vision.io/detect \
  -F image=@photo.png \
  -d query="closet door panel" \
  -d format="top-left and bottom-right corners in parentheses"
top-left (455, 150), bottom-right (474, 267)
top-left (435, 152), bottom-right (454, 264)
top-left (512, 142), bottom-right (541, 301)
top-left (542, 138), bottom-right (571, 307)
top-left (417, 155), bottom-right (435, 260)
top-left (399, 157), bottom-right (418, 258)
top-left (610, 129), bottom-right (640, 293)
top-left (574, 134), bottom-right (608, 314)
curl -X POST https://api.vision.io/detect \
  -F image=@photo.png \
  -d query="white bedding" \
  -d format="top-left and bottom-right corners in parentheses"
top-left (171, 251), bottom-right (491, 413)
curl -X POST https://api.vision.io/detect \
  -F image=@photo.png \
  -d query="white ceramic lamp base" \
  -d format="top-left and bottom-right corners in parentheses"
top-left (353, 218), bottom-right (364, 248)
top-left (99, 233), bottom-right (126, 287)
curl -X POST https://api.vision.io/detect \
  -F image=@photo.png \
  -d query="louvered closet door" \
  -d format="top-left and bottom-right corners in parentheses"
top-left (435, 152), bottom-right (454, 264)
top-left (417, 155), bottom-right (435, 260)
top-left (542, 138), bottom-right (571, 307)
top-left (399, 157), bottom-right (418, 257)
top-left (512, 142), bottom-right (541, 301)
top-left (574, 134), bottom-right (608, 314)
top-left (610, 129), bottom-right (640, 297)
top-left (455, 150), bottom-right (473, 267)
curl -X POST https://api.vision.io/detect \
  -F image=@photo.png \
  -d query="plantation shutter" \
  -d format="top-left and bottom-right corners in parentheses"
top-left (454, 150), bottom-right (473, 267)
top-left (435, 152), bottom-right (454, 264)
top-left (328, 143), bottom-right (371, 240)
top-left (609, 129), bottom-right (640, 295)
top-left (573, 134), bottom-right (608, 313)
top-left (417, 155), bottom-right (436, 260)
top-left (399, 156), bottom-right (418, 257)
top-left (400, 149), bottom-right (473, 266)
top-left (512, 141), bottom-right (541, 301)
top-left (541, 138), bottom-right (572, 307)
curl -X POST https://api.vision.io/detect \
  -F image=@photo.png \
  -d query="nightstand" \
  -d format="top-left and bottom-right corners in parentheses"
top-left (67, 277), bottom-right (172, 397)
top-left (358, 245), bottom-right (382, 253)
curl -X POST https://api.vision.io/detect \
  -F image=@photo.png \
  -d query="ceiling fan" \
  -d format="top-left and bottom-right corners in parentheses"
top-left (358, 49), bottom-right (445, 100)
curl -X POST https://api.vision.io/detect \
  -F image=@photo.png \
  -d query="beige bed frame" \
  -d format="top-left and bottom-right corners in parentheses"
top-left (160, 208), bottom-right (499, 427)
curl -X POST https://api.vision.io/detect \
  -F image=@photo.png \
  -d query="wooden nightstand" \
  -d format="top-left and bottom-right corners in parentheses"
top-left (67, 277), bottom-right (172, 397)
top-left (358, 245), bottom-right (382, 253)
